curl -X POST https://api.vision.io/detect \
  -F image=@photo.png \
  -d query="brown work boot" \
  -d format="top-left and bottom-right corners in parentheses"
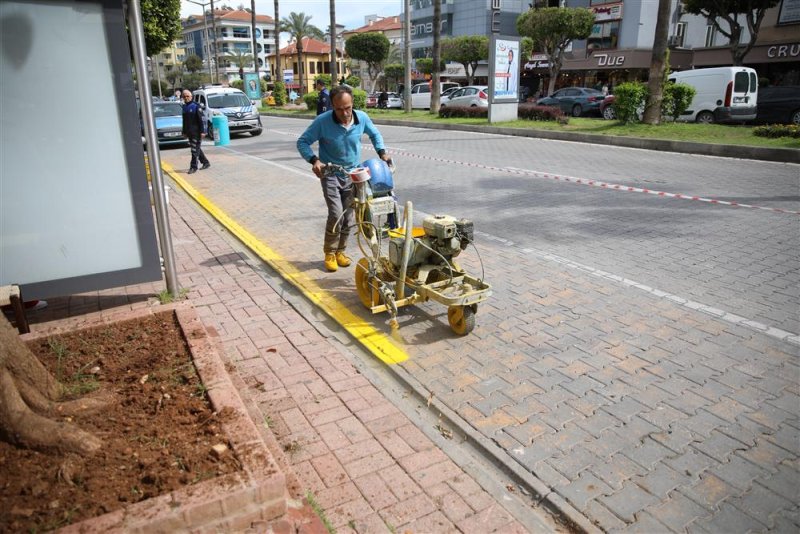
top-left (335, 252), bottom-right (352, 267)
top-left (324, 253), bottom-right (338, 272)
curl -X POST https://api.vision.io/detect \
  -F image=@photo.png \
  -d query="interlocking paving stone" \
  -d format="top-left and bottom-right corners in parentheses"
top-left (597, 482), bottom-right (659, 523)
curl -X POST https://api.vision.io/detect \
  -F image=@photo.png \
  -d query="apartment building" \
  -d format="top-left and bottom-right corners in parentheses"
top-left (181, 8), bottom-right (276, 83)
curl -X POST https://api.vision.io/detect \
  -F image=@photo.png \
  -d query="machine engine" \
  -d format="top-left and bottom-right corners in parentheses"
top-left (388, 214), bottom-right (474, 269)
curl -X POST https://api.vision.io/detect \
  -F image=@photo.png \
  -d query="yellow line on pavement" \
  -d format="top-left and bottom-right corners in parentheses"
top-left (163, 162), bottom-right (409, 365)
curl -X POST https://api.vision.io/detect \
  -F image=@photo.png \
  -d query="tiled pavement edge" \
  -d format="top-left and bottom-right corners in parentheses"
top-left (27, 184), bottom-right (550, 532)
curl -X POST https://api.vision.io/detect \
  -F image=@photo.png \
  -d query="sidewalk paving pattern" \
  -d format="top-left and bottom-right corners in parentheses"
top-left (31, 172), bottom-right (537, 532)
top-left (153, 133), bottom-right (799, 534)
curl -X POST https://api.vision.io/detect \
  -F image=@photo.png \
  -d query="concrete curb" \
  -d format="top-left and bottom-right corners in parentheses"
top-left (262, 111), bottom-right (800, 164)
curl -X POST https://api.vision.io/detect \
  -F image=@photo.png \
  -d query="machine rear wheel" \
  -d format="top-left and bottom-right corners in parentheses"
top-left (447, 305), bottom-right (476, 335)
top-left (355, 258), bottom-right (380, 309)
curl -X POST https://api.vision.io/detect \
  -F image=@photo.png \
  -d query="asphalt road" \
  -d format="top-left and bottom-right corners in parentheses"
top-left (170, 118), bottom-right (800, 532)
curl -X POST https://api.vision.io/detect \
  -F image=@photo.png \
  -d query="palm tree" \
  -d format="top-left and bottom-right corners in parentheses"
top-left (225, 49), bottom-right (254, 79)
top-left (280, 12), bottom-right (324, 95)
top-left (386, 44), bottom-right (403, 64)
top-left (274, 0), bottom-right (280, 84)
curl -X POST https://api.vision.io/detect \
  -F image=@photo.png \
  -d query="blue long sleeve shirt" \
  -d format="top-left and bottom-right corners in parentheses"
top-left (296, 109), bottom-right (386, 170)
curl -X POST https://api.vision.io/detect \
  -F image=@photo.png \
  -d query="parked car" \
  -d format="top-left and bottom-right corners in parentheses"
top-left (410, 82), bottom-right (461, 109)
top-left (439, 86), bottom-right (489, 108)
top-left (440, 86), bottom-right (461, 104)
top-left (667, 66), bottom-right (758, 123)
top-left (536, 87), bottom-right (604, 117)
top-left (366, 93), bottom-right (378, 108)
top-left (754, 86), bottom-right (800, 125)
top-left (600, 95), bottom-right (617, 120)
top-left (151, 101), bottom-right (187, 146)
top-left (384, 92), bottom-right (404, 109)
top-left (193, 85), bottom-right (262, 138)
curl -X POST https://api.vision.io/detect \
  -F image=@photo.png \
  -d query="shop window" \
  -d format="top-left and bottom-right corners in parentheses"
top-left (704, 24), bottom-right (716, 47)
top-left (587, 21), bottom-right (619, 50)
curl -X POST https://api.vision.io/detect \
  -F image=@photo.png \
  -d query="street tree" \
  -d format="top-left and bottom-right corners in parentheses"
top-left (516, 7), bottom-right (595, 96)
top-left (0, 319), bottom-right (110, 455)
top-left (281, 12), bottom-right (324, 94)
top-left (273, 0), bottom-right (280, 84)
top-left (384, 64), bottom-right (405, 90)
top-left (141, 0), bottom-right (181, 56)
top-left (441, 36), bottom-right (489, 86)
top-left (345, 32), bottom-right (391, 93)
top-left (683, 0), bottom-right (779, 65)
top-left (184, 54), bottom-right (204, 73)
top-left (643, 0), bottom-right (672, 124)
top-left (165, 65), bottom-right (183, 90)
top-left (431, 0), bottom-right (442, 113)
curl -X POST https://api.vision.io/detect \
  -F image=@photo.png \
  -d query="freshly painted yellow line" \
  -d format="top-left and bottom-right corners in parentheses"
top-left (163, 161), bottom-right (409, 365)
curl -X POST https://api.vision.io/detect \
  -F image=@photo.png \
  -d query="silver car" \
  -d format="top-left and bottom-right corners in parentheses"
top-left (439, 86), bottom-right (489, 108)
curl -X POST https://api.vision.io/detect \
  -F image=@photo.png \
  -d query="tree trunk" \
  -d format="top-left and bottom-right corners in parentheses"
top-left (298, 39), bottom-right (305, 95)
top-left (329, 0), bottom-right (338, 84)
top-left (0, 318), bottom-right (102, 455)
top-left (274, 0), bottom-right (280, 85)
top-left (643, 0), bottom-right (671, 124)
top-left (430, 0), bottom-right (442, 113)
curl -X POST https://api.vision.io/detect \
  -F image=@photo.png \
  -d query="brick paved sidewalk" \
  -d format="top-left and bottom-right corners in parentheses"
top-left (26, 184), bottom-right (547, 533)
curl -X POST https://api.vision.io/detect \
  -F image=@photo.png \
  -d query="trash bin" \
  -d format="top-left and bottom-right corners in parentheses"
top-left (211, 114), bottom-right (230, 146)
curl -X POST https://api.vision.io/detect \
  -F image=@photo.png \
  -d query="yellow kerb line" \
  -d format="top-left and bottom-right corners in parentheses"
top-left (162, 161), bottom-right (409, 365)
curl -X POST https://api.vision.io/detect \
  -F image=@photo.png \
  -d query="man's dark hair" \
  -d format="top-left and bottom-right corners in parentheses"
top-left (330, 85), bottom-right (352, 102)
top-left (316, 79), bottom-right (325, 87)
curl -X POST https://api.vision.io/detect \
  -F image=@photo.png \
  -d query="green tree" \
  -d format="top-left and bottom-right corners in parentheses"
top-left (520, 37), bottom-right (534, 63)
top-left (683, 0), bottom-right (779, 65)
top-left (516, 7), bottom-right (595, 96)
top-left (441, 35), bottom-right (489, 86)
top-left (184, 54), bottom-right (204, 74)
top-left (345, 32), bottom-right (391, 93)
top-left (141, 0), bottom-right (181, 56)
top-left (281, 12), bottom-right (324, 95)
top-left (386, 44), bottom-right (403, 64)
top-left (225, 49), bottom-right (254, 78)
top-left (383, 64), bottom-right (405, 90)
top-left (165, 64), bottom-right (183, 90)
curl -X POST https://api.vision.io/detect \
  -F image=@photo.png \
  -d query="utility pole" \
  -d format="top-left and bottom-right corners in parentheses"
top-left (251, 0), bottom-right (259, 79)
top-left (403, 0), bottom-right (411, 113)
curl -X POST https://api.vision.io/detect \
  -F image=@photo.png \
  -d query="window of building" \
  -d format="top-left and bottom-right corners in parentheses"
top-left (587, 20), bottom-right (619, 50)
top-left (309, 62), bottom-right (316, 74)
top-left (704, 24), bottom-right (716, 47)
top-left (233, 27), bottom-right (249, 39)
top-left (220, 28), bottom-right (228, 37)
top-left (674, 21), bottom-right (686, 47)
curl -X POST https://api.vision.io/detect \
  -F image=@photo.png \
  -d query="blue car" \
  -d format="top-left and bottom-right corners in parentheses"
top-left (536, 87), bottom-right (605, 117)
top-left (151, 101), bottom-right (187, 147)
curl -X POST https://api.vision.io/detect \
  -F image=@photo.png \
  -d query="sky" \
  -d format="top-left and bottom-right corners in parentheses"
top-left (181, 0), bottom-right (403, 38)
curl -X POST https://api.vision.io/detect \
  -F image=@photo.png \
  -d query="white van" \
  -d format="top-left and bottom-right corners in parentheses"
top-left (192, 85), bottom-right (263, 137)
top-left (410, 82), bottom-right (461, 109)
top-left (667, 66), bottom-right (758, 123)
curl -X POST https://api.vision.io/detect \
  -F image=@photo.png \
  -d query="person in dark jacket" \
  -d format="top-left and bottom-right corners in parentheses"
top-left (181, 90), bottom-right (210, 174)
top-left (315, 79), bottom-right (331, 116)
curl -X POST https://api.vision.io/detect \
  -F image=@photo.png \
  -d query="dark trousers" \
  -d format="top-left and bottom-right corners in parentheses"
top-left (188, 136), bottom-right (209, 170)
top-left (320, 176), bottom-right (354, 254)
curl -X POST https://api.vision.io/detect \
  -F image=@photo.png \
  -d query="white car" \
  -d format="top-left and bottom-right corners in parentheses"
top-left (385, 92), bottom-right (403, 109)
top-left (192, 85), bottom-right (262, 138)
top-left (439, 86), bottom-right (489, 108)
top-left (410, 82), bottom-right (461, 109)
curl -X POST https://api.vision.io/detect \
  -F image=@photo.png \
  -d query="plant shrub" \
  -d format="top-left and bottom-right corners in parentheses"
top-left (438, 106), bottom-right (488, 119)
top-left (661, 82), bottom-right (695, 121)
top-left (753, 124), bottom-right (800, 138)
top-left (314, 74), bottom-right (332, 88)
top-left (230, 79), bottom-right (244, 90)
top-left (352, 88), bottom-right (367, 109)
top-left (345, 75), bottom-right (361, 88)
top-left (518, 104), bottom-right (567, 122)
top-left (303, 91), bottom-right (317, 111)
top-left (613, 82), bottom-right (647, 123)
top-left (273, 81), bottom-right (287, 106)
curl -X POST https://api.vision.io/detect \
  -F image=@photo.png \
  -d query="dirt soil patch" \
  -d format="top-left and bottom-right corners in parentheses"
top-left (0, 313), bottom-right (243, 532)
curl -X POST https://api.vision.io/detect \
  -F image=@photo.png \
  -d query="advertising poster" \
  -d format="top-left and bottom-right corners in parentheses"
top-left (494, 38), bottom-right (520, 100)
top-left (244, 72), bottom-right (261, 100)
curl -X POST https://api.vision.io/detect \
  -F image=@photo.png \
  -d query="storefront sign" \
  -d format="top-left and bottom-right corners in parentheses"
top-left (594, 52), bottom-right (625, 66)
top-left (591, 3), bottom-right (623, 21)
top-left (410, 16), bottom-right (450, 37)
top-left (767, 43), bottom-right (800, 57)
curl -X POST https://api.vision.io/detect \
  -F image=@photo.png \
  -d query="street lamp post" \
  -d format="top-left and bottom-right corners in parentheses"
top-left (186, 0), bottom-right (214, 82)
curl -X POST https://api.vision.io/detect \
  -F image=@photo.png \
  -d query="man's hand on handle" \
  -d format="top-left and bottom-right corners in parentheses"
top-left (312, 159), bottom-right (324, 179)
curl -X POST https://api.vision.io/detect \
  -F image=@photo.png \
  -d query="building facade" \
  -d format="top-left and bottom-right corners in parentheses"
top-left (150, 40), bottom-right (186, 95)
top-left (343, 15), bottom-right (404, 91)
top-left (181, 8), bottom-right (275, 84)
top-left (267, 37), bottom-right (347, 94)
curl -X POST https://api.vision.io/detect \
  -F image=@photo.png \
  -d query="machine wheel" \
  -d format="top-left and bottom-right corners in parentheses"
top-left (695, 111), bottom-right (715, 124)
top-left (447, 305), bottom-right (476, 335)
top-left (355, 258), bottom-right (380, 309)
top-left (602, 105), bottom-right (616, 120)
top-left (572, 104), bottom-right (583, 117)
